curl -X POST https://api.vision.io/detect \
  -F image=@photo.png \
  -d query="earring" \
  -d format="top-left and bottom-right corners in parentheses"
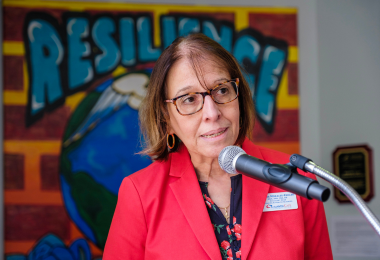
top-left (167, 134), bottom-right (175, 150)
top-left (167, 133), bottom-right (179, 152)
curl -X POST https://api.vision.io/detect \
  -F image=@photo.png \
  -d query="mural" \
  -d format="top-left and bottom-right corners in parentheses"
top-left (3, 0), bottom-right (299, 258)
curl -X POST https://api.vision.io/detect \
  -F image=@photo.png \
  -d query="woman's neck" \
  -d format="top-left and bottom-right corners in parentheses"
top-left (190, 155), bottom-right (231, 182)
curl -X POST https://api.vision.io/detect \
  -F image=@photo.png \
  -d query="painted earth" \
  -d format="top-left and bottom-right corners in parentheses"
top-left (60, 71), bottom-right (152, 249)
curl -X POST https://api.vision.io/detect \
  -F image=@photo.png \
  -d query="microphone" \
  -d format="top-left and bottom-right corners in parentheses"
top-left (218, 146), bottom-right (330, 202)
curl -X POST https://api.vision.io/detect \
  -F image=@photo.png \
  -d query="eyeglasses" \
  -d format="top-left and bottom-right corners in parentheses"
top-left (165, 78), bottom-right (239, 116)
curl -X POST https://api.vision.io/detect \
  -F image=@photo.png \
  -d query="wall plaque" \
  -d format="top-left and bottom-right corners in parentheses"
top-left (333, 145), bottom-right (374, 203)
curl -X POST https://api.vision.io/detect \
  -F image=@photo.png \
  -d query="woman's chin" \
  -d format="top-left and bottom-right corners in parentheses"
top-left (197, 142), bottom-right (231, 160)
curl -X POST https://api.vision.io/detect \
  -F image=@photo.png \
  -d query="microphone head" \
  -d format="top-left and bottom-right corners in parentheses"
top-left (218, 146), bottom-right (246, 174)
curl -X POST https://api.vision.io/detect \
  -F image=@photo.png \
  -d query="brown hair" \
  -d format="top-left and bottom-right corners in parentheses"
top-left (139, 33), bottom-right (255, 161)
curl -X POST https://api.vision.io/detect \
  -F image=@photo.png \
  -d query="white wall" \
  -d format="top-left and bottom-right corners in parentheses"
top-left (316, 1), bottom-right (380, 259)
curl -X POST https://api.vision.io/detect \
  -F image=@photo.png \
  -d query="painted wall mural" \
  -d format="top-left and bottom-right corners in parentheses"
top-left (3, 0), bottom-right (299, 258)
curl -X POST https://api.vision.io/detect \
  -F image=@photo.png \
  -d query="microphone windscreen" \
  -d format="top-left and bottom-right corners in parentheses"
top-left (218, 146), bottom-right (246, 174)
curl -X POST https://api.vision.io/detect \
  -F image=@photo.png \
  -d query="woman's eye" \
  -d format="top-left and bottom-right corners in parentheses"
top-left (217, 86), bottom-right (229, 95)
top-left (182, 95), bottom-right (196, 104)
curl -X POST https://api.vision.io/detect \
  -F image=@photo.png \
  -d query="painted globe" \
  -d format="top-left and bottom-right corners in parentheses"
top-left (60, 71), bottom-right (152, 249)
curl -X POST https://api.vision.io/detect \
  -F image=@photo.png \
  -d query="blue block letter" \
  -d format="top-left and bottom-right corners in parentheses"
top-left (67, 17), bottom-right (94, 89)
top-left (161, 16), bottom-right (177, 49)
top-left (255, 45), bottom-right (286, 132)
top-left (26, 19), bottom-right (64, 115)
top-left (137, 16), bottom-right (161, 62)
top-left (120, 17), bottom-right (136, 66)
top-left (233, 35), bottom-right (261, 93)
top-left (178, 17), bottom-right (200, 37)
top-left (93, 17), bottom-right (121, 74)
top-left (202, 21), bottom-right (233, 52)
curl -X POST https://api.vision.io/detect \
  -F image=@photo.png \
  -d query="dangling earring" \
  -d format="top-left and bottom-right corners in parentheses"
top-left (167, 133), bottom-right (179, 152)
top-left (167, 134), bottom-right (176, 150)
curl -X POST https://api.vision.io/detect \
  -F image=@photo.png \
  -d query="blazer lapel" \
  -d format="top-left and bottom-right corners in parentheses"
top-left (241, 139), bottom-right (270, 260)
top-left (169, 145), bottom-right (222, 260)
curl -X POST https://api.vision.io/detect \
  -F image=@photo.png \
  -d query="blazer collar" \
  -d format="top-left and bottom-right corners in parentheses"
top-left (169, 144), bottom-right (222, 260)
top-left (168, 144), bottom-right (190, 178)
top-left (169, 140), bottom-right (270, 260)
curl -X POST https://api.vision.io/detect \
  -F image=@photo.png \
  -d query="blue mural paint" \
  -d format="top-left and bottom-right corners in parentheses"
top-left (5, 234), bottom-right (91, 260)
top-left (120, 17), bottom-right (136, 66)
top-left (202, 21), bottom-right (233, 52)
top-left (179, 17), bottom-right (200, 36)
top-left (60, 72), bottom-right (152, 248)
top-left (24, 12), bottom-right (288, 129)
top-left (137, 16), bottom-right (161, 62)
top-left (233, 34), bottom-right (261, 93)
top-left (161, 16), bottom-right (177, 49)
top-left (26, 18), bottom-right (64, 115)
top-left (67, 17), bottom-right (93, 89)
top-left (67, 103), bottom-right (150, 195)
top-left (233, 34), bottom-right (261, 66)
top-left (70, 239), bottom-right (92, 260)
top-left (94, 78), bottom-right (114, 92)
top-left (6, 257), bottom-right (25, 260)
top-left (92, 17), bottom-right (121, 74)
top-left (256, 45), bottom-right (286, 132)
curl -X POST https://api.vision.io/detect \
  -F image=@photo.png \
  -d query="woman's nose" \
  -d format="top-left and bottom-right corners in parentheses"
top-left (202, 95), bottom-right (221, 121)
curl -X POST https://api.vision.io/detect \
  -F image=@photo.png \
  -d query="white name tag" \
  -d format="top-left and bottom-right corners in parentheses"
top-left (263, 192), bottom-right (298, 212)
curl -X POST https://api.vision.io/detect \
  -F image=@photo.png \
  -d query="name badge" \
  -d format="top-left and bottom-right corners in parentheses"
top-left (263, 192), bottom-right (298, 212)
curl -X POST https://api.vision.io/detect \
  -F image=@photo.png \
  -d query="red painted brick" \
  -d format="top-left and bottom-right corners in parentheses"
top-left (4, 56), bottom-right (24, 91)
top-left (249, 13), bottom-right (298, 46)
top-left (3, 7), bottom-right (64, 41)
top-left (253, 109), bottom-right (299, 142)
top-left (40, 155), bottom-right (61, 191)
top-left (287, 63), bottom-right (298, 95)
top-left (3, 7), bottom-right (27, 42)
top-left (4, 105), bottom-right (71, 140)
top-left (5, 205), bottom-right (71, 240)
top-left (4, 154), bottom-right (24, 190)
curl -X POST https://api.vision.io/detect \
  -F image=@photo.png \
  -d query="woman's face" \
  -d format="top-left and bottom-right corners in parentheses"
top-left (166, 58), bottom-right (240, 160)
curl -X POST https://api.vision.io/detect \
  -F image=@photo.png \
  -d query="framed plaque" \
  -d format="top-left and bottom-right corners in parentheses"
top-left (333, 145), bottom-right (374, 203)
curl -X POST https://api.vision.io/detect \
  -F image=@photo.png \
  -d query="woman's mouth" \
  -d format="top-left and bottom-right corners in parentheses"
top-left (201, 128), bottom-right (227, 138)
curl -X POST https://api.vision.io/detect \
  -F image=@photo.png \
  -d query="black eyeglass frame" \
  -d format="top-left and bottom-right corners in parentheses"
top-left (165, 78), bottom-right (240, 116)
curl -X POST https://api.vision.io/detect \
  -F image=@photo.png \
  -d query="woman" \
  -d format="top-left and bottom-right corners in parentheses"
top-left (103, 33), bottom-right (333, 259)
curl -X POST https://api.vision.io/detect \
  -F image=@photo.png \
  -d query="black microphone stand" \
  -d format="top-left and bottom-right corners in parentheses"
top-left (289, 154), bottom-right (380, 238)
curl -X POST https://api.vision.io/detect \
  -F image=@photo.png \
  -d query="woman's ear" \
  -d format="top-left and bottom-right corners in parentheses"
top-left (165, 117), bottom-right (174, 135)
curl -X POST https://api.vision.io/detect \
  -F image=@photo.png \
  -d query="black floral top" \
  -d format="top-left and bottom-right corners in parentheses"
top-left (199, 174), bottom-right (242, 260)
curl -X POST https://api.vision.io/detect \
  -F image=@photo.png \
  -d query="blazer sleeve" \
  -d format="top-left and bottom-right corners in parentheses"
top-left (301, 172), bottom-right (333, 260)
top-left (103, 177), bottom-right (148, 259)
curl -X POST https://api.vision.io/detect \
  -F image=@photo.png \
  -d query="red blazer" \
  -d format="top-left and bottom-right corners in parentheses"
top-left (103, 139), bottom-right (333, 259)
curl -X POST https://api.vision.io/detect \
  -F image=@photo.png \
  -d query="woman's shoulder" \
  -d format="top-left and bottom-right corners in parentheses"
top-left (243, 138), bottom-right (291, 164)
top-left (116, 158), bottom-right (172, 206)
top-left (126, 158), bottom-right (171, 187)
top-left (131, 158), bottom-right (169, 176)
top-left (121, 144), bottom-right (192, 196)
top-left (255, 145), bottom-right (290, 163)
top-left (243, 139), bottom-right (312, 178)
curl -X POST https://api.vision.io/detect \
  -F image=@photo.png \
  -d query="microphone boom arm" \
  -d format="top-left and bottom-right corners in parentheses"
top-left (290, 154), bottom-right (380, 237)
